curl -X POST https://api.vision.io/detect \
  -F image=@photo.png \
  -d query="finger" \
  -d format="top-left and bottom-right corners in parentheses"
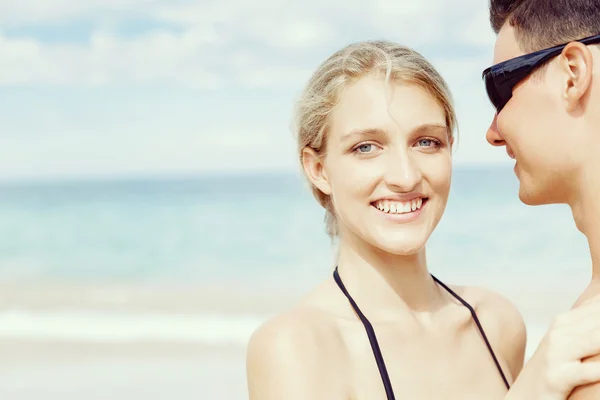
top-left (572, 334), bottom-right (600, 360)
top-left (551, 304), bottom-right (600, 331)
top-left (565, 296), bottom-right (600, 323)
top-left (543, 319), bottom-right (600, 360)
top-left (572, 361), bottom-right (600, 387)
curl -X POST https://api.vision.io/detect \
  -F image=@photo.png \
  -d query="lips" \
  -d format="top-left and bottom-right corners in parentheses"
top-left (506, 147), bottom-right (516, 159)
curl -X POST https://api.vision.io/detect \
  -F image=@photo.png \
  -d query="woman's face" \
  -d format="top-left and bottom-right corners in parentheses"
top-left (304, 73), bottom-right (453, 255)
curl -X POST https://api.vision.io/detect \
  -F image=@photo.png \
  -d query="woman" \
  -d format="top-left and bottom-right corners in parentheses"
top-left (246, 40), bottom-right (600, 399)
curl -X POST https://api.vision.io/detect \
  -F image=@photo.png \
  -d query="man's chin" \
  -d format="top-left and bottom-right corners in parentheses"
top-left (518, 184), bottom-right (551, 206)
top-left (518, 186), bottom-right (536, 205)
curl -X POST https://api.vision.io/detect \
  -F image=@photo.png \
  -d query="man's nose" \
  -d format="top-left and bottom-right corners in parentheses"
top-left (486, 114), bottom-right (505, 147)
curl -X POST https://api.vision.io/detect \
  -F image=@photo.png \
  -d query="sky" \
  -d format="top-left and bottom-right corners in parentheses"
top-left (0, 0), bottom-right (514, 181)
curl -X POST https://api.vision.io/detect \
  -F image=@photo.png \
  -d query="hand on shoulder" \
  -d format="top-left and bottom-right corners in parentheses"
top-left (507, 293), bottom-right (600, 400)
top-left (565, 290), bottom-right (600, 399)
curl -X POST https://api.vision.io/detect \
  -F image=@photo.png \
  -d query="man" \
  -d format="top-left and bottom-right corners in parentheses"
top-left (483, 0), bottom-right (600, 398)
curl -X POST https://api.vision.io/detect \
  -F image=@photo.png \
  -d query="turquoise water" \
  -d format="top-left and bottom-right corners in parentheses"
top-left (0, 166), bottom-right (591, 295)
top-left (0, 166), bottom-right (593, 364)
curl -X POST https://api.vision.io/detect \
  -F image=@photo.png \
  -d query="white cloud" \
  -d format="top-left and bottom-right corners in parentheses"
top-left (0, 28), bottom-right (223, 87)
top-left (0, 0), bottom-right (497, 88)
top-left (459, 8), bottom-right (497, 47)
top-left (0, 0), bottom-right (508, 179)
top-left (244, 16), bottom-right (339, 50)
top-left (0, 122), bottom-right (298, 180)
top-left (236, 66), bottom-right (314, 88)
top-left (0, 0), bottom-right (157, 25)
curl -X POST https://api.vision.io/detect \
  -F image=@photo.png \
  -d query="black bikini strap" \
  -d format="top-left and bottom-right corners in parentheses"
top-left (333, 267), bottom-right (396, 400)
top-left (431, 274), bottom-right (510, 389)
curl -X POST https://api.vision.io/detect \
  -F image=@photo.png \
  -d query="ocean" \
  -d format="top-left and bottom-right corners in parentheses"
top-left (0, 166), bottom-right (592, 399)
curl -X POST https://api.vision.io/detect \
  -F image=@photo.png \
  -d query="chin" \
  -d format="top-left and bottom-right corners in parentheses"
top-left (369, 234), bottom-right (428, 256)
top-left (341, 205), bottom-right (442, 256)
top-left (518, 183), bottom-right (554, 206)
top-left (518, 190), bottom-right (538, 206)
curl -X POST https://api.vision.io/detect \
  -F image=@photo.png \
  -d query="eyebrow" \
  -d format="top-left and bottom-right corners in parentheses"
top-left (341, 128), bottom-right (386, 140)
top-left (341, 123), bottom-right (448, 140)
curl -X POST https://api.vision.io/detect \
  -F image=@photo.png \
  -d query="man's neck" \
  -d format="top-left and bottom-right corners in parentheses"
top-left (569, 169), bottom-right (600, 304)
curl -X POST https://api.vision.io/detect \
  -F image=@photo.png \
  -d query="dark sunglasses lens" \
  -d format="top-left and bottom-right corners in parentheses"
top-left (484, 72), bottom-right (503, 111)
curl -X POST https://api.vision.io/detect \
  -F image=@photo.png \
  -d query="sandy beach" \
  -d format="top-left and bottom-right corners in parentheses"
top-left (0, 281), bottom-right (274, 400)
top-left (0, 276), bottom-right (586, 400)
top-left (0, 341), bottom-right (247, 400)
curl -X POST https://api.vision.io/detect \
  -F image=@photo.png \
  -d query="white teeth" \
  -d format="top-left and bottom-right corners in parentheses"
top-left (373, 199), bottom-right (425, 214)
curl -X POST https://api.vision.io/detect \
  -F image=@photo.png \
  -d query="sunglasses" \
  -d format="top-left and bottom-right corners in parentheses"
top-left (482, 33), bottom-right (600, 113)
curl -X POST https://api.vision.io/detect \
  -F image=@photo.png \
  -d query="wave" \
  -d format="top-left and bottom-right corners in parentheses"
top-left (0, 310), bottom-right (269, 346)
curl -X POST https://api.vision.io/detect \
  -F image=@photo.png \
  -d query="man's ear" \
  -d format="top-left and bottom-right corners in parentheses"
top-left (301, 146), bottom-right (332, 196)
top-left (560, 41), bottom-right (594, 113)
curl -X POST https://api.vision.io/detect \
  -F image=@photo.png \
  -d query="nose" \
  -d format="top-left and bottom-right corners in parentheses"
top-left (384, 151), bottom-right (422, 191)
top-left (486, 114), bottom-right (506, 147)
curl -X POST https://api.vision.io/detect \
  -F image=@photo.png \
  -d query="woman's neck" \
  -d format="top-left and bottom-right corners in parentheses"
top-left (334, 236), bottom-right (446, 322)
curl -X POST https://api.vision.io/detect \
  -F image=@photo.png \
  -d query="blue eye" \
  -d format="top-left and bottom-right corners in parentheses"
top-left (357, 144), bottom-right (374, 153)
top-left (417, 138), bottom-right (441, 148)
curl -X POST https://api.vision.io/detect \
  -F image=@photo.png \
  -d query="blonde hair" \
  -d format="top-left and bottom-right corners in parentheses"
top-left (292, 40), bottom-right (458, 238)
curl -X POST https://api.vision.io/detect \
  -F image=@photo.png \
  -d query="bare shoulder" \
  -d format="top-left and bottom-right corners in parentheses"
top-left (247, 305), bottom-right (341, 364)
top-left (246, 296), bottom-right (347, 399)
top-left (451, 284), bottom-right (527, 380)
top-left (460, 285), bottom-right (526, 334)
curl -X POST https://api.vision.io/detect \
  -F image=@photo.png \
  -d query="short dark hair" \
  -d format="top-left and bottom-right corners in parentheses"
top-left (489, 0), bottom-right (600, 52)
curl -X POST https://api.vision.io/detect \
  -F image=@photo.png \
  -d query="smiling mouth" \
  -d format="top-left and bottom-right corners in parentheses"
top-left (371, 198), bottom-right (428, 214)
